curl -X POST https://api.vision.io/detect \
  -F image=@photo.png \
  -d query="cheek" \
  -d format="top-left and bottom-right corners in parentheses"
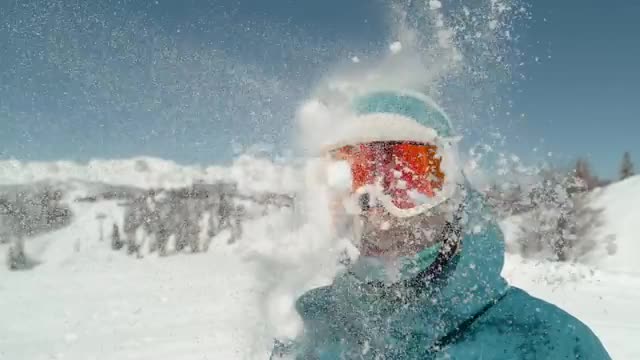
top-left (328, 197), bottom-right (360, 241)
top-left (361, 223), bottom-right (403, 244)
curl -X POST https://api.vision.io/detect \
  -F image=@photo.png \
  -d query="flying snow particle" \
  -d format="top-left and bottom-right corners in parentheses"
top-left (389, 41), bottom-right (402, 54)
top-left (437, 29), bottom-right (453, 48)
top-left (326, 161), bottom-right (353, 191)
top-left (429, 0), bottom-right (442, 10)
top-left (351, 56), bottom-right (360, 63)
top-left (64, 333), bottom-right (79, 343)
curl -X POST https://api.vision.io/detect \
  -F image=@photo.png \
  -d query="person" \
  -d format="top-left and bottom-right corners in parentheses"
top-left (271, 89), bottom-right (611, 359)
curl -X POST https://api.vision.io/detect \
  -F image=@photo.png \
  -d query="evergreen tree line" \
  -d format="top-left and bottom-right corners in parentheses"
top-left (108, 183), bottom-right (294, 258)
top-left (2, 152), bottom-right (634, 269)
top-left (575, 151), bottom-right (635, 191)
top-left (0, 186), bottom-right (73, 270)
top-left (2, 181), bottom-right (293, 270)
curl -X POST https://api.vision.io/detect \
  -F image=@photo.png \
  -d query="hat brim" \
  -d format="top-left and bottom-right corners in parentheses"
top-left (319, 113), bottom-right (449, 154)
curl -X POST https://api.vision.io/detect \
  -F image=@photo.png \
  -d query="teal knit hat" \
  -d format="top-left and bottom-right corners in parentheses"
top-left (352, 90), bottom-right (454, 138)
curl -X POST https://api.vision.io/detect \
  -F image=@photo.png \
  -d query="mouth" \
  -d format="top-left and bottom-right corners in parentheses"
top-left (357, 211), bottom-right (446, 257)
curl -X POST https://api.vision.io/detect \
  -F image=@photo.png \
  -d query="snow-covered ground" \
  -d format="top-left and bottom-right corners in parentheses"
top-left (0, 194), bottom-right (273, 360)
top-left (503, 256), bottom-right (640, 360)
top-left (1, 158), bottom-right (639, 359)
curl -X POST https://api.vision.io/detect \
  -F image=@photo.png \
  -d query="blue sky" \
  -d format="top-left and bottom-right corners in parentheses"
top-left (1, 0), bottom-right (638, 179)
top-left (510, 0), bottom-right (640, 179)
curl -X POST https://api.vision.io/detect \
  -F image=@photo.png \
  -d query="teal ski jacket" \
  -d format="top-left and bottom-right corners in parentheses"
top-left (271, 191), bottom-right (611, 359)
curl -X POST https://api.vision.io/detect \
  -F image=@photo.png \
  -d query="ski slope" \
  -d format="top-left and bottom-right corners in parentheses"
top-left (1, 158), bottom-right (639, 359)
top-left (586, 176), bottom-right (640, 274)
top-left (0, 194), bottom-right (272, 360)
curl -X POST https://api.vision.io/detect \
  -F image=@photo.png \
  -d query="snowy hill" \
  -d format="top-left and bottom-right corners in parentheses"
top-left (586, 175), bottom-right (640, 274)
top-left (0, 158), bottom-right (639, 359)
top-left (0, 156), bottom-right (302, 359)
top-left (500, 174), bottom-right (640, 274)
top-left (0, 155), bottom-right (301, 195)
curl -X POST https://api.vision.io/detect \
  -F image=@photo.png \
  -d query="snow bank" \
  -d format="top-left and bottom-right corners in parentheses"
top-left (586, 175), bottom-right (640, 274)
top-left (0, 189), bottom-right (273, 359)
top-left (503, 254), bottom-right (640, 360)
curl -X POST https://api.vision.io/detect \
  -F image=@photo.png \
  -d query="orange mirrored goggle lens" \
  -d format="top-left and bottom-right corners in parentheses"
top-left (330, 142), bottom-right (445, 209)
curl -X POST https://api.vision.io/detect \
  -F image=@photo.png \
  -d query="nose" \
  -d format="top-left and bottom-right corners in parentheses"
top-left (358, 195), bottom-right (392, 227)
top-left (357, 193), bottom-right (388, 214)
top-left (358, 193), bottom-right (371, 212)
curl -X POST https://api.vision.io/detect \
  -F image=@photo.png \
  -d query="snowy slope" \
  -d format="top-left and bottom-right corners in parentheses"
top-left (503, 256), bottom-right (640, 360)
top-left (0, 192), bottom-right (275, 360)
top-left (1, 160), bottom-right (639, 359)
top-left (586, 175), bottom-right (640, 274)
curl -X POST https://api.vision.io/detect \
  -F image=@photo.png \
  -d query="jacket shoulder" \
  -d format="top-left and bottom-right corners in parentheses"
top-left (294, 285), bottom-right (345, 340)
top-left (463, 287), bottom-right (611, 359)
top-left (295, 285), bottom-right (335, 320)
top-left (275, 286), bottom-right (346, 359)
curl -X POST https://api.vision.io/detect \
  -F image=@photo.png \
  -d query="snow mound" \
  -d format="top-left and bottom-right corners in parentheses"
top-left (587, 175), bottom-right (640, 274)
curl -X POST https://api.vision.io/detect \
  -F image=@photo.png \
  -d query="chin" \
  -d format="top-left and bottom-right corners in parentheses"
top-left (358, 220), bottom-right (443, 258)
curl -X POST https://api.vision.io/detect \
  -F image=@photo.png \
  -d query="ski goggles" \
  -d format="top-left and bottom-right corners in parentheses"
top-left (326, 141), bottom-right (456, 218)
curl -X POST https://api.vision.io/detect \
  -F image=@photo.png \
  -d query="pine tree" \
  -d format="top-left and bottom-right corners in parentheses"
top-left (515, 169), bottom-right (601, 262)
top-left (620, 151), bottom-right (635, 180)
top-left (111, 223), bottom-right (123, 250)
top-left (574, 158), bottom-right (605, 190)
top-left (7, 235), bottom-right (27, 270)
top-left (575, 159), bottom-right (591, 188)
